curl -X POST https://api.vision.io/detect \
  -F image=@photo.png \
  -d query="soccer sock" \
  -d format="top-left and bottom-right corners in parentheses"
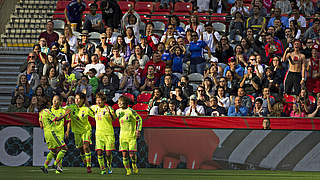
top-left (44, 151), bottom-right (55, 168)
top-left (54, 149), bottom-right (67, 166)
top-left (123, 157), bottom-right (130, 169)
top-left (97, 155), bottom-right (105, 170)
top-left (80, 153), bottom-right (86, 165)
top-left (106, 154), bottom-right (113, 168)
top-left (85, 152), bottom-right (92, 167)
top-left (130, 155), bottom-right (137, 169)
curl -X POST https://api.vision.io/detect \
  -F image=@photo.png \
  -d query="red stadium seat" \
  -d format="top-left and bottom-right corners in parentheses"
top-left (122, 93), bottom-right (135, 103)
top-left (309, 96), bottom-right (316, 104)
top-left (284, 94), bottom-right (296, 103)
top-left (132, 103), bottom-right (149, 111)
top-left (174, 2), bottom-right (192, 13)
top-left (118, 1), bottom-right (134, 12)
top-left (53, 14), bottom-right (66, 20)
top-left (247, 94), bottom-right (255, 104)
top-left (56, 1), bottom-right (70, 11)
top-left (172, 12), bottom-right (190, 24)
top-left (135, 2), bottom-right (153, 13)
top-left (150, 12), bottom-right (170, 23)
top-left (210, 13), bottom-right (227, 22)
top-left (137, 93), bottom-right (152, 103)
top-left (153, 2), bottom-right (172, 13)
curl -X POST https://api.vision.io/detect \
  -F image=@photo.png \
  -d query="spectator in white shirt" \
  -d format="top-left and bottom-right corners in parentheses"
top-left (202, 22), bottom-right (220, 54)
top-left (182, 95), bottom-right (205, 116)
top-left (83, 54), bottom-right (105, 79)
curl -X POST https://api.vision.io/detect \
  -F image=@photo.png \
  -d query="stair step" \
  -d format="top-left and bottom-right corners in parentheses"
top-left (0, 71), bottom-right (20, 75)
top-left (0, 81), bottom-right (17, 85)
top-left (0, 77), bottom-right (17, 82)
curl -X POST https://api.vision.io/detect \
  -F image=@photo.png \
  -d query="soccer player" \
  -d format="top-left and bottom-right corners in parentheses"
top-left (66, 93), bottom-right (95, 173)
top-left (116, 95), bottom-right (143, 176)
top-left (91, 92), bottom-right (116, 174)
top-left (39, 95), bottom-right (71, 174)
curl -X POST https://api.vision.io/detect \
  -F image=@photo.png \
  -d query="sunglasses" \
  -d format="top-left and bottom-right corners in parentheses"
top-left (101, 37), bottom-right (106, 39)
top-left (29, 56), bottom-right (35, 58)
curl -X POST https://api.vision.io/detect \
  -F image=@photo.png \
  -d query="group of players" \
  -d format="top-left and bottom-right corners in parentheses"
top-left (38, 92), bottom-right (142, 176)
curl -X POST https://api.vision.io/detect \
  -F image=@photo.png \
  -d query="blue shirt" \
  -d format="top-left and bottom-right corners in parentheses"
top-left (223, 64), bottom-right (244, 77)
top-left (171, 54), bottom-right (184, 73)
top-left (161, 51), bottom-right (171, 62)
top-left (267, 16), bottom-right (289, 28)
top-left (228, 106), bottom-right (248, 116)
top-left (189, 40), bottom-right (207, 59)
top-left (67, 0), bottom-right (86, 22)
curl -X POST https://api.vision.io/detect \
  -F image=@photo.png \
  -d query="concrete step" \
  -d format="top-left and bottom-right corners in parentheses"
top-left (0, 71), bottom-right (20, 76)
top-left (0, 77), bottom-right (18, 82)
top-left (0, 81), bottom-right (17, 85)
top-left (0, 86), bottom-right (16, 94)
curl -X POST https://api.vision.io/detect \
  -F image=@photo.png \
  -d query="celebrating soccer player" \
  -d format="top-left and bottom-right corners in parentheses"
top-left (40, 95), bottom-right (71, 174)
top-left (91, 92), bottom-right (116, 175)
top-left (116, 95), bottom-right (143, 176)
top-left (66, 93), bottom-right (95, 173)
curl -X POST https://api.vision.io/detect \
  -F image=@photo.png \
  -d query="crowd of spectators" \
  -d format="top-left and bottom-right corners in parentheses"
top-left (8, 0), bottom-right (320, 118)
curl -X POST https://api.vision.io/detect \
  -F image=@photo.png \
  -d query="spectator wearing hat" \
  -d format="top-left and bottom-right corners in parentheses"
top-left (100, 0), bottom-right (123, 30)
top-left (181, 95), bottom-right (205, 116)
top-left (202, 22), bottom-right (220, 55)
top-left (83, 3), bottom-right (104, 33)
top-left (79, 30), bottom-right (95, 58)
top-left (84, 54), bottom-right (105, 79)
top-left (227, 96), bottom-right (248, 116)
top-left (39, 21), bottom-right (59, 49)
top-left (223, 57), bottom-right (244, 80)
top-left (65, 0), bottom-right (86, 32)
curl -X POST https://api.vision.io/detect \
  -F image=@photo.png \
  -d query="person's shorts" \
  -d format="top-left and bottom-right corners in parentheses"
top-left (44, 131), bottom-right (66, 150)
top-left (119, 137), bottom-right (137, 152)
top-left (74, 131), bottom-right (92, 148)
top-left (95, 134), bottom-right (115, 151)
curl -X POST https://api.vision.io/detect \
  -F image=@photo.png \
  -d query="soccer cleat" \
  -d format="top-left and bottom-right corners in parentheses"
top-left (55, 170), bottom-right (61, 174)
top-left (40, 166), bottom-right (48, 174)
top-left (107, 167), bottom-right (113, 174)
top-left (126, 169), bottom-right (132, 176)
top-left (87, 166), bottom-right (92, 173)
top-left (53, 165), bottom-right (63, 173)
top-left (56, 165), bottom-right (63, 173)
top-left (132, 167), bottom-right (139, 174)
top-left (100, 170), bottom-right (106, 175)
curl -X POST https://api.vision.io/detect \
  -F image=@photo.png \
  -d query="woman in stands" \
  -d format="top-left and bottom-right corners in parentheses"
top-left (290, 102), bottom-right (306, 117)
top-left (165, 100), bottom-right (180, 115)
top-left (234, 45), bottom-right (247, 67)
top-left (27, 96), bottom-right (40, 113)
top-left (39, 37), bottom-right (49, 55)
top-left (229, 11), bottom-right (246, 44)
top-left (240, 38), bottom-right (254, 59)
top-left (17, 74), bottom-right (33, 99)
top-left (225, 70), bottom-right (239, 97)
top-left (216, 86), bottom-right (231, 110)
top-left (202, 77), bottom-right (215, 98)
top-left (43, 52), bottom-right (62, 76)
top-left (121, 7), bottom-right (141, 39)
top-left (64, 24), bottom-right (78, 53)
top-left (128, 45), bottom-right (149, 70)
top-left (289, 20), bottom-right (301, 40)
top-left (168, 15), bottom-right (185, 35)
top-left (170, 46), bottom-right (185, 73)
top-left (149, 100), bottom-right (169, 115)
top-left (148, 87), bottom-right (165, 111)
top-left (47, 67), bottom-right (59, 90)
top-left (215, 35), bottom-right (234, 65)
top-left (185, 15), bottom-right (204, 37)
top-left (297, 88), bottom-right (312, 114)
top-left (115, 35), bottom-right (131, 62)
top-left (124, 27), bottom-right (138, 52)
top-left (271, 101), bottom-right (287, 117)
top-left (35, 85), bottom-right (48, 108)
top-left (71, 44), bottom-right (89, 79)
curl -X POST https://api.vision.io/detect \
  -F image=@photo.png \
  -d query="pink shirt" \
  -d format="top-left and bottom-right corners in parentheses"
top-left (290, 111), bottom-right (306, 117)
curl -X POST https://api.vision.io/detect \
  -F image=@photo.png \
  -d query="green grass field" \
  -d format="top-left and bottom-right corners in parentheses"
top-left (2, 167), bottom-right (320, 180)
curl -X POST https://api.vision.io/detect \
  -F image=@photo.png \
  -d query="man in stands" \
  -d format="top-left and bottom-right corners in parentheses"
top-left (119, 65), bottom-right (141, 97)
top-left (236, 87), bottom-right (252, 111)
top-left (39, 21), bottom-right (59, 48)
top-left (288, 7), bottom-right (306, 32)
top-left (308, 97), bottom-right (320, 117)
top-left (84, 54), bottom-right (105, 79)
top-left (228, 96), bottom-right (248, 116)
top-left (83, 3), bottom-right (104, 33)
top-left (267, 8), bottom-right (289, 29)
top-left (17, 62), bottom-right (40, 91)
top-left (105, 27), bottom-right (117, 45)
top-left (142, 51), bottom-right (166, 79)
top-left (100, 0), bottom-right (123, 30)
top-left (282, 39), bottom-right (306, 95)
top-left (246, 5), bottom-right (266, 35)
top-left (206, 96), bottom-right (227, 116)
top-left (65, 0), bottom-right (86, 32)
top-left (256, 87), bottom-right (275, 116)
top-left (159, 66), bottom-right (179, 87)
top-left (265, 33), bottom-right (283, 64)
top-left (303, 19), bottom-right (320, 41)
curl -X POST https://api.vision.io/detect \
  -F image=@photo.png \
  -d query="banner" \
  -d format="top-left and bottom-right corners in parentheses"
top-left (1, 125), bottom-right (320, 171)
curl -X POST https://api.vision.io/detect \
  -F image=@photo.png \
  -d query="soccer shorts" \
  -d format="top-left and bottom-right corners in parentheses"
top-left (119, 137), bottom-right (137, 152)
top-left (74, 131), bottom-right (92, 148)
top-left (95, 134), bottom-right (115, 151)
top-left (44, 131), bottom-right (66, 150)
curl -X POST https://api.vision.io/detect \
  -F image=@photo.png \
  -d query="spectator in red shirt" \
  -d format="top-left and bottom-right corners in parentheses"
top-left (142, 51), bottom-right (166, 79)
top-left (145, 22), bottom-right (160, 51)
top-left (39, 21), bottom-right (59, 48)
top-left (265, 33), bottom-right (283, 64)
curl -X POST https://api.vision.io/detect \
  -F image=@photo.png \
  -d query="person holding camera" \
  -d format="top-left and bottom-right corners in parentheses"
top-left (119, 65), bottom-right (141, 97)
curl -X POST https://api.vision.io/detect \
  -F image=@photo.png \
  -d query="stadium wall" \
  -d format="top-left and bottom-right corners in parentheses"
top-left (0, 113), bottom-right (320, 171)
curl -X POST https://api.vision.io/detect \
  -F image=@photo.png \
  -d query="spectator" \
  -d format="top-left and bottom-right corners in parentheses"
top-left (182, 95), bottom-right (205, 116)
top-left (140, 65), bottom-right (159, 92)
top-left (160, 66), bottom-right (179, 87)
top-left (225, 70), bottom-right (238, 96)
top-left (150, 100), bottom-right (169, 115)
top-left (262, 118), bottom-right (271, 129)
top-left (206, 96), bottom-right (227, 116)
top-left (228, 96), bottom-right (248, 116)
top-left (145, 22), bottom-right (160, 51)
top-left (236, 87), bottom-right (253, 111)
top-left (100, 0), bottom-right (123, 30)
top-left (17, 62), bottom-right (40, 91)
top-left (124, 27), bottom-right (138, 53)
top-left (79, 30), bottom-right (95, 57)
top-left (303, 19), bottom-right (320, 41)
top-left (217, 77), bottom-right (231, 97)
top-left (268, 8), bottom-right (289, 29)
top-left (57, 34), bottom-right (71, 62)
top-left (178, 75), bottom-right (194, 98)
top-left (204, 63), bottom-right (220, 85)
top-left (297, 88), bottom-right (312, 114)
top-left (282, 40), bottom-right (306, 96)
top-left (50, 43), bottom-right (69, 64)
top-left (250, 0), bottom-right (267, 17)
top-left (202, 22), bottom-right (220, 54)
top-left (168, 15), bottom-right (185, 35)
top-left (8, 95), bottom-right (27, 112)
top-left (83, 3), bottom-right (104, 33)
top-left (96, 74), bottom-right (116, 105)
top-left (16, 74), bottom-right (33, 99)
top-left (289, 20), bottom-right (302, 40)
top-left (170, 86), bottom-right (188, 112)
top-left (229, 12), bottom-right (246, 43)
top-left (161, 24), bottom-right (179, 44)
top-left (261, 67), bottom-right (281, 99)
top-left (234, 45), bottom-right (247, 67)
top-left (95, 46), bottom-right (109, 67)
top-left (143, 51), bottom-right (166, 79)
top-left (87, 68), bottom-right (99, 94)
top-left (215, 35), bottom-right (234, 65)
top-left (216, 86), bottom-right (230, 109)
top-left (34, 86), bottom-right (48, 108)
top-left (65, 0), bottom-right (86, 32)
top-left (240, 65), bottom-right (260, 97)
top-left (54, 76), bottom-right (74, 102)
top-left (43, 52), bottom-right (62, 76)
top-left (265, 33), bottom-right (284, 63)
top-left (71, 44), bottom-right (89, 79)
top-left (275, 0), bottom-right (291, 14)
top-left (256, 87), bottom-right (275, 115)
top-left (270, 56), bottom-right (286, 85)
top-left (165, 100), bottom-right (180, 116)
top-left (119, 65), bottom-right (141, 97)
top-left (271, 101), bottom-right (287, 117)
top-left (84, 54), bottom-right (105, 78)
top-left (196, 85), bottom-right (210, 107)
top-left (302, 38), bottom-right (314, 59)
top-left (47, 67), bottom-right (59, 90)
top-left (297, 0), bottom-right (315, 17)
top-left (188, 31), bottom-right (212, 74)
top-left (308, 97), bottom-right (320, 117)
top-left (121, 7), bottom-right (141, 39)
top-left (140, 35), bottom-right (153, 58)
top-left (109, 45), bottom-right (126, 72)
top-left (230, 0), bottom-right (249, 16)
top-left (148, 87), bottom-right (165, 110)
top-left (39, 37), bottom-right (49, 55)
top-left (104, 65), bottom-right (119, 91)
top-left (39, 21), bottom-right (59, 48)
top-left (11, 85), bottom-right (29, 108)
top-left (128, 45), bottom-right (149, 69)
top-left (185, 15), bottom-right (205, 36)
top-left (246, 5), bottom-right (267, 35)
top-left (252, 98), bottom-right (268, 116)
top-left (290, 103), bottom-right (306, 117)
top-left (273, 20), bottom-right (286, 41)
top-left (203, 77), bottom-right (216, 98)
top-left (306, 44), bottom-right (320, 93)
top-left (75, 75), bottom-right (93, 104)
top-left (64, 24), bottom-right (78, 53)
top-left (288, 7), bottom-right (307, 31)
top-left (160, 75), bottom-right (175, 99)
top-left (223, 57), bottom-right (244, 80)
top-left (27, 96), bottom-right (40, 113)
top-left (170, 46), bottom-right (185, 73)
top-left (97, 33), bottom-right (112, 59)
top-left (115, 35), bottom-right (131, 62)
